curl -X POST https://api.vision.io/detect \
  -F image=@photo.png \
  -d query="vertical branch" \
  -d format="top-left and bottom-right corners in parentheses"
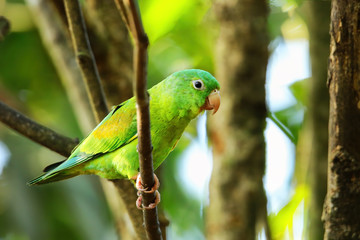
top-left (114, 0), bottom-right (162, 239)
top-left (63, 0), bottom-right (108, 121)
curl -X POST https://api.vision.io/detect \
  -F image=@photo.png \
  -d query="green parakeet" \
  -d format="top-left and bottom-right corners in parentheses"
top-left (28, 69), bottom-right (220, 185)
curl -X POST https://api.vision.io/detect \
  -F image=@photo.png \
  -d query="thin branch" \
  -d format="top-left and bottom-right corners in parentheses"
top-left (117, 0), bottom-right (162, 239)
top-left (0, 101), bottom-right (78, 157)
top-left (63, 0), bottom-right (108, 122)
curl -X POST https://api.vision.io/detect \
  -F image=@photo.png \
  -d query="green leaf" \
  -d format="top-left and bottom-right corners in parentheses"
top-left (269, 102), bottom-right (304, 144)
top-left (269, 184), bottom-right (309, 239)
top-left (289, 78), bottom-right (308, 106)
top-left (269, 79), bottom-right (307, 143)
top-left (268, 112), bottom-right (296, 143)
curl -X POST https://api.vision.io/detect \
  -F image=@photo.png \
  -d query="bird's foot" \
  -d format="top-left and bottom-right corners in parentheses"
top-left (135, 173), bottom-right (160, 193)
top-left (136, 190), bottom-right (161, 210)
top-left (135, 173), bottom-right (161, 210)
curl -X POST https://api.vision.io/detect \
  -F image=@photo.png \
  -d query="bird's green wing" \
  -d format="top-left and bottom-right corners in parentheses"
top-left (77, 99), bottom-right (138, 155)
top-left (49, 99), bottom-right (138, 171)
top-left (28, 99), bottom-right (138, 185)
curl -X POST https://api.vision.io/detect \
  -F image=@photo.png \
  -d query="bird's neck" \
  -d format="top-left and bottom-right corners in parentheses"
top-left (149, 87), bottom-right (199, 126)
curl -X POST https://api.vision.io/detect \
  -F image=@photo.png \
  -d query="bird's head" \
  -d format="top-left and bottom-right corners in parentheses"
top-left (162, 69), bottom-right (221, 117)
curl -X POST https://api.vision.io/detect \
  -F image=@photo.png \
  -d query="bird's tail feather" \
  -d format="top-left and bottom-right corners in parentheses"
top-left (43, 160), bottom-right (66, 172)
top-left (28, 155), bottom-right (90, 186)
top-left (27, 170), bottom-right (77, 186)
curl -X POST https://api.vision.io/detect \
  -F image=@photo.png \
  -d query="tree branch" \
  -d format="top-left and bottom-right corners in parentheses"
top-left (63, 0), bottom-right (108, 121)
top-left (115, 1), bottom-right (162, 239)
top-left (0, 101), bottom-right (78, 157)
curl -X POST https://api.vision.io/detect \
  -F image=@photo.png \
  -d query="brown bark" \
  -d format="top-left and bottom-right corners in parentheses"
top-left (300, 1), bottom-right (330, 239)
top-left (207, 0), bottom-right (269, 239)
top-left (323, 0), bottom-right (360, 239)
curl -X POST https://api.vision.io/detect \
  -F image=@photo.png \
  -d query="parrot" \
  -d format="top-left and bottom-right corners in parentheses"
top-left (28, 69), bottom-right (220, 208)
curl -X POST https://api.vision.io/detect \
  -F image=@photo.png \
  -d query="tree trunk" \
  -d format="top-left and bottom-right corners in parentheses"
top-left (300, 1), bottom-right (330, 239)
top-left (206, 1), bottom-right (269, 239)
top-left (323, 0), bottom-right (360, 239)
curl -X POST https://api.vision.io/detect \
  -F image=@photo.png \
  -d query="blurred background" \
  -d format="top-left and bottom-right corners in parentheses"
top-left (0, 0), bottom-right (330, 239)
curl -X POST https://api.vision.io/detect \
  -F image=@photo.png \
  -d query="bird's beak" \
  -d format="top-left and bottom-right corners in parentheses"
top-left (202, 89), bottom-right (221, 115)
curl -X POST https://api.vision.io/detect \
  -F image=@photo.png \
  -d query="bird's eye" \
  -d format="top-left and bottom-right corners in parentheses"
top-left (192, 80), bottom-right (204, 90)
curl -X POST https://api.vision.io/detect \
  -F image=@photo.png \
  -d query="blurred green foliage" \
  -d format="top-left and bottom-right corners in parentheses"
top-left (0, 31), bottom-right (82, 137)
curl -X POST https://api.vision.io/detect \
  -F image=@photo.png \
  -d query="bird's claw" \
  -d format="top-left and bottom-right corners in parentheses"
top-left (136, 190), bottom-right (161, 210)
top-left (135, 173), bottom-right (161, 210)
top-left (135, 173), bottom-right (160, 193)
